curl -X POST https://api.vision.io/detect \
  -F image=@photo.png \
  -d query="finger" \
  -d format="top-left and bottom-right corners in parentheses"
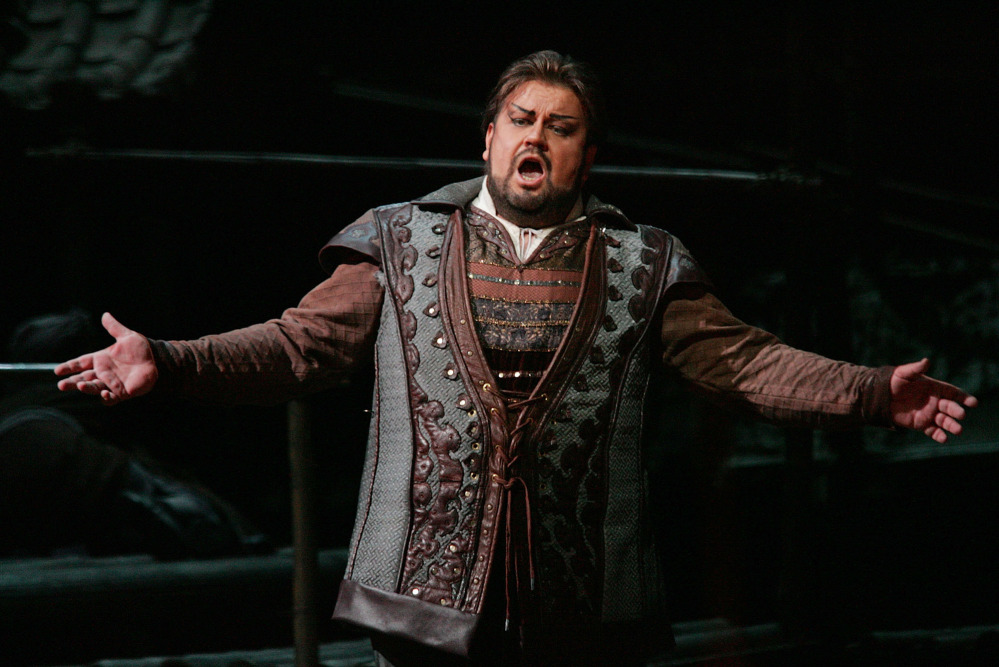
top-left (101, 312), bottom-right (133, 340)
top-left (57, 376), bottom-right (79, 391)
top-left (57, 370), bottom-right (98, 390)
top-left (97, 370), bottom-right (126, 398)
top-left (75, 379), bottom-right (109, 396)
top-left (934, 412), bottom-right (962, 436)
top-left (54, 355), bottom-right (95, 376)
top-left (936, 399), bottom-right (967, 421)
top-left (896, 358), bottom-right (931, 380)
top-left (925, 426), bottom-right (948, 444)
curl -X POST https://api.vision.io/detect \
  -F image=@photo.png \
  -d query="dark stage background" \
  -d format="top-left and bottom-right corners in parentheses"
top-left (2, 2), bottom-right (998, 664)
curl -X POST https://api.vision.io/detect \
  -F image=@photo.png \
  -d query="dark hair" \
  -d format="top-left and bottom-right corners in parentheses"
top-left (482, 50), bottom-right (607, 147)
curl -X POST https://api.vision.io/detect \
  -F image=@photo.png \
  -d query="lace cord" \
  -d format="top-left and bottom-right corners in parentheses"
top-left (489, 390), bottom-right (546, 631)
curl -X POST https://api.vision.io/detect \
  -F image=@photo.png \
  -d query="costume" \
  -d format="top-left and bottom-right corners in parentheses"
top-left (151, 177), bottom-right (893, 665)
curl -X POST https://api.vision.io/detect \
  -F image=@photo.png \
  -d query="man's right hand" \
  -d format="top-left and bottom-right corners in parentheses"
top-left (55, 312), bottom-right (158, 406)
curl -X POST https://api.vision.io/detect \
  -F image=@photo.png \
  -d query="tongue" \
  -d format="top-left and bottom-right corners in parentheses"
top-left (519, 161), bottom-right (543, 181)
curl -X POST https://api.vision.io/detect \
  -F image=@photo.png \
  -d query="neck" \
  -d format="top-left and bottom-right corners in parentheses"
top-left (494, 201), bottom-right (577, 230)
top-left (479, 178), bottom-right (584, 230)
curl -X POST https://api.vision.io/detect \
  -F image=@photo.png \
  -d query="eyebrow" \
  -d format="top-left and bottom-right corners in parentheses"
top-left (510, 103), bottom-right (579, 121)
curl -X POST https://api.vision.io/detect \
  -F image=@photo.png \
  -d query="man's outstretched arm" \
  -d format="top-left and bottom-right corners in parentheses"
top-left (660, 287), bottom-right (977, 442)
top-left (55, 312), bottom-right (158, 406)
top-left (54, 259), bottom-right (383, 406)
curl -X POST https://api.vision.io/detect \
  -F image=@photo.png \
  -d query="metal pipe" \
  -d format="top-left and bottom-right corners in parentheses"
top-left (0, 363), bottom-right (59, 373)
top-left (23, 147), bottom-right (784, 184)
top-left (287, 398), bottom-right (319, 667)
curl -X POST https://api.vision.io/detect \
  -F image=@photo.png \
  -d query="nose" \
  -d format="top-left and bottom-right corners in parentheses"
top-left (524, 122), bottom-right (548, 150)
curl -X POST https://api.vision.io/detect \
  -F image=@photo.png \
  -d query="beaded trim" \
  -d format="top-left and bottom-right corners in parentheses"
top-left (467, 272), bottom-right (582, 287)
top-left (494, 370), bottom-right (545, 379)
top-left (476, 316), bottom-right (572, 328)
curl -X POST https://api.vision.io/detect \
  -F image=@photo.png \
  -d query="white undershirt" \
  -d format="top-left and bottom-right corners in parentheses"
top-left (471, 179), bottom-right (584, 262)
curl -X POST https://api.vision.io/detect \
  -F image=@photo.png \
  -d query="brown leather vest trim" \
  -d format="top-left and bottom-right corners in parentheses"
top-left (439, 212), bottom-right (508, 614)
top-left (530, 222), bottom-right (606, 417)
top-left (374, 203), bottom-right (508, 615)
top-left (333, 579), bottom-right (479, 656)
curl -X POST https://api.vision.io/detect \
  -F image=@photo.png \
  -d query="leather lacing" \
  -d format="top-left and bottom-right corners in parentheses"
top-left (485, 384), bottom-right (547, 632)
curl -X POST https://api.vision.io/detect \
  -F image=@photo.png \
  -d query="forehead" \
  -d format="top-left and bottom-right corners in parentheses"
top-left (502, 80), bottom-right (585, 118)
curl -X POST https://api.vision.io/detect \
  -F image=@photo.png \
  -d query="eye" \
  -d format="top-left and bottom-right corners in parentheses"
top-left (550, 125), bottom-right (569, 136)
top-left (511, 117), bottom-right (529, 127)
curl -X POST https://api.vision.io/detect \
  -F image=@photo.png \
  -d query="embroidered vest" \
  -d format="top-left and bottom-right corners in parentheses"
top-left (330, 182), bottom-right (706, 657)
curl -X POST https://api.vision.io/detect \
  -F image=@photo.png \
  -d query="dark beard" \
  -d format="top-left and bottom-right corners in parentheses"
top-left (486, 161), bottom-right (583, 230)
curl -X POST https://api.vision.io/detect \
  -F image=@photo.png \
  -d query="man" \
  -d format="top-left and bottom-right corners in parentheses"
top-left (56, 51), bottom-right (976, 665)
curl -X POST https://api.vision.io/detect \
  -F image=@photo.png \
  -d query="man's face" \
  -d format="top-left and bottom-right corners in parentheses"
top-left (483, 80), bottom-right (597, 229)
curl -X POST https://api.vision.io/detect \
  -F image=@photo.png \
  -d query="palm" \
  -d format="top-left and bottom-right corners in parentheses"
top-left (55, 313), bottom-right (157, 405)
top-left (97, 331), bottom-right (156, 393)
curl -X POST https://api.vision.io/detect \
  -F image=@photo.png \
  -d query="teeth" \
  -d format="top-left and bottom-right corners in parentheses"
top-left (519, 160), bottom-right (544, 180)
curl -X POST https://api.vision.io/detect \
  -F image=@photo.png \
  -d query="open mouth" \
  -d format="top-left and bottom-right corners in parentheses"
top-left (517, 155), bottom-right (546, 184)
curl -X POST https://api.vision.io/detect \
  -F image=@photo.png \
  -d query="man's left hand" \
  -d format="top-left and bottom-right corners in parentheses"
top-left (890, 358), bottom-right (978, 443)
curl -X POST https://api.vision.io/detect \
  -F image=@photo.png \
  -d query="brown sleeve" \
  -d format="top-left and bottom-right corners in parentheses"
top-left (150, 260), bottom-right (383, 405)
top-left (660, 286), bottom-right (894, 429)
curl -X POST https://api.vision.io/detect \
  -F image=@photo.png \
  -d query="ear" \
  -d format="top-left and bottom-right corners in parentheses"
top-left (580, 144), bottom-right (598, 184)
top-left (482, 123), bottom-right (494, 162)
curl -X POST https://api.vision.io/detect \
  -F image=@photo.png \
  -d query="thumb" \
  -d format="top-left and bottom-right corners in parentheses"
top-left (895, 358), bottom-right (930, 380)
top-left (101, 312), bottom-right (133, 340)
